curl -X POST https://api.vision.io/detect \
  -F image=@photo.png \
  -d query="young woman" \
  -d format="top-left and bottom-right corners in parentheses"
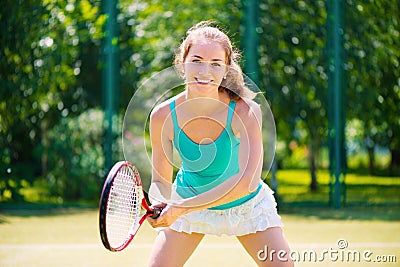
top-left (147, 21), bottom-right (293, 267)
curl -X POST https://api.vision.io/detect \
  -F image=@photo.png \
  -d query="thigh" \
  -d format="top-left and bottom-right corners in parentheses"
top-left (148, 228), bottom-right (204, 267)
top-left (236, 227), bottom-right (293, 267)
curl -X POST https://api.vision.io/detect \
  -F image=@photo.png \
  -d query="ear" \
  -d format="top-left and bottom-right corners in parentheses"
top-left (177, 63), bottom-right (185, 77)
top-left (224, 66), bottom-right (229, 79)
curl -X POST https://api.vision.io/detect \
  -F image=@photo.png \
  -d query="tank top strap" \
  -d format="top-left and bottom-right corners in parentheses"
top-left (226, 100), bottom-right (236, 127)
top-left (169, 100), bottom-right (179, 137)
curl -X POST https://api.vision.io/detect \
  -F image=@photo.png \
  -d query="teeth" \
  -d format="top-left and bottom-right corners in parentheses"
top-left (196, 78), bottom-right (211, 84)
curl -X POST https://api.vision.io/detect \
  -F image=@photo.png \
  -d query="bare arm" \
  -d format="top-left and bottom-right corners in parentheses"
top-left (148, 103), bottom-right (174, 205)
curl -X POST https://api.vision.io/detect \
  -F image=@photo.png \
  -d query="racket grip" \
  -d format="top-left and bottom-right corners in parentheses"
top-left (151, 207), bottom-right (162, 219)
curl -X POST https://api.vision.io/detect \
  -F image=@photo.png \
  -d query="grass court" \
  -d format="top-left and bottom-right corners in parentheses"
top-left (1, 170), bottom-right (399, 266)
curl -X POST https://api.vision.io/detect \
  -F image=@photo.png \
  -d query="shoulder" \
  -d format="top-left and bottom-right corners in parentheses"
top-left (150, 93), bottom-right (186, 140)
top-left (150, 99), bottom-right (172, 124)
top-left (151, 92), bottom-right (186, 119)
top-left (231, 98), bottom-right (262, 136)
top-left (150, 95), bottom-right (179, 139)
top-left (150, 92), bottom-right (182, 123)
top-left (234, 98), bottom-right (262, 125)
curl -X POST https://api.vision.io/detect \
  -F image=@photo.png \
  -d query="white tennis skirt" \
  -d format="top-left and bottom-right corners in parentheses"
top-left (169, 182), bottom-right (283, 236)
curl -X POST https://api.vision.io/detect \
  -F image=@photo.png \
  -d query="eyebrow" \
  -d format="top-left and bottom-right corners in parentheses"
top-left (191, 55), bottom-right (224, 62)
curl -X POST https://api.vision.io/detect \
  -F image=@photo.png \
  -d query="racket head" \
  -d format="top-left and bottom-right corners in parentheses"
top-left (99, 161), bottom-right (145, 252)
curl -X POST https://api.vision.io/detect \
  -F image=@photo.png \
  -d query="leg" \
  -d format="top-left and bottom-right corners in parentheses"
top-left (148, 228), bottom-right (204, 267)
top-left (237, 227), bottom-right (294, 267)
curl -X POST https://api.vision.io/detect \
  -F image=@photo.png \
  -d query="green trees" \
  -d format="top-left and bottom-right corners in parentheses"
top-left (1, 0), bottom-right (398, 202)
top-left (344, 0), bottom-right (400, 173)
top-left (258, 0), bottom-right (329, 190)
top-left (257, 0), bottom-right (399, 188)
top-left (1, 0), bottom-right (104, 201)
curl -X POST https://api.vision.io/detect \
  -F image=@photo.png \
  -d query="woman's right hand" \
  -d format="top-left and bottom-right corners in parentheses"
top-left (147, 204), bottom-right (189, 228)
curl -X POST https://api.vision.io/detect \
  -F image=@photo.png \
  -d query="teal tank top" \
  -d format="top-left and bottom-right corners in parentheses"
top-left (170, 100), bottom-right (261, 210)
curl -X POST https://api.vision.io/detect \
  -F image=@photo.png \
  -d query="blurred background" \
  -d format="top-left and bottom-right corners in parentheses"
top-left (1, 0), bottom-right (399, 208)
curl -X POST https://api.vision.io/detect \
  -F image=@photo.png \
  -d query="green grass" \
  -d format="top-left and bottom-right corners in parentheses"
top-left (1, 169), bottom-right (399, 266)
top-left (0, 206), bottom-right (399, 267)
top-left (270, 169), bottom-right (400, 206)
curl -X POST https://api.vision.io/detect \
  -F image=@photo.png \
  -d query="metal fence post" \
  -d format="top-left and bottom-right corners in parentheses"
top-left (101, 0), bottom-right (119, 172)
top-left (327, 0), bottom-right (347, 208)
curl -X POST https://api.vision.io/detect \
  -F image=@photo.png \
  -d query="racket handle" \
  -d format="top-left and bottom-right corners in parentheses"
top-left (151, 207), bottom-right (162, 219)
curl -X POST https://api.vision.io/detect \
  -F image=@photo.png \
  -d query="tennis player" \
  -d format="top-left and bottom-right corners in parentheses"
top-left (147, 21), bottom-right (293, 267)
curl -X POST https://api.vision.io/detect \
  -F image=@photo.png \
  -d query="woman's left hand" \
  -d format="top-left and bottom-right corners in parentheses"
top-left (147, 204), bottom-right (188, 228)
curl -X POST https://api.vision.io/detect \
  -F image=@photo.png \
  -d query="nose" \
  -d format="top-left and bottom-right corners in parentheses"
top-left (198, 62), bottom-right (211, 75)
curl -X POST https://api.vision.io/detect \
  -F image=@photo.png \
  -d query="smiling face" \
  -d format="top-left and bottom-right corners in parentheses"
top-left (183, 41), bottom-right (228, 96)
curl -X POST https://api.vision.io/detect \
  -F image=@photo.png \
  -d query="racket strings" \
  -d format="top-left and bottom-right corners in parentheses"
top-left (106, 165), bottom-right (143, 248)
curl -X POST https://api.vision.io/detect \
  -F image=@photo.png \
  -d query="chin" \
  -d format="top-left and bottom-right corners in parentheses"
top-left (193, 85), bottom-right (219, 94)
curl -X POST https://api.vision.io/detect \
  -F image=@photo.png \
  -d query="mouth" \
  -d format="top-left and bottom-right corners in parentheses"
top-left (195, 78), bottom-right (213, 85)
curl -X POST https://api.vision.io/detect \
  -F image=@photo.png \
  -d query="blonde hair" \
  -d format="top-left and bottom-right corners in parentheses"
top-left (174, 21), bottom-right (256, 100)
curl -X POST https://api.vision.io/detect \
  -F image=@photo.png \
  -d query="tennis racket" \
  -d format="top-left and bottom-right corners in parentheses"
top-left (99, 161), bottom-right (161, 252)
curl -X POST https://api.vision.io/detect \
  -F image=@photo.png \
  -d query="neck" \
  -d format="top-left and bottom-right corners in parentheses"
top-left (183, 90), bottom-right (229, 116)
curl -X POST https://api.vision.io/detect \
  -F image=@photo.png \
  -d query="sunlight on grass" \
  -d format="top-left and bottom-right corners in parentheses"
top-left (1, 168), bottom-right (400, 266)
top-left (0, 207), bottom-right (399, 267)
top-left (268, 169), bottom-right (400, 206)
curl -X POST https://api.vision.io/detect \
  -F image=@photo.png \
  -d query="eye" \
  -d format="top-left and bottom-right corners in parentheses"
top-left (191, 59), bottom-right (202, 63)
top-left (211, 62), bottom-right (222, 67)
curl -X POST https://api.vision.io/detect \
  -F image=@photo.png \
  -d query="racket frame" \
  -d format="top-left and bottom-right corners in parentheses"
top-left (99, 161), bottom-right (158, 252)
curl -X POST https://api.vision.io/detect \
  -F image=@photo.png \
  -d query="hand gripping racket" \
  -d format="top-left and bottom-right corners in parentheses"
top-left (99, 161), bottom-right (161, 252)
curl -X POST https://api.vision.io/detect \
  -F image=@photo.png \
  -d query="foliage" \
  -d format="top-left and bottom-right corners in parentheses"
top-left (258, 0), bottom-right (329, 189)
top-left (45, 109), bottom-right (120, 201)
top-left (0, 0), bottom-right (104, 201)
top-left (1, 0), bottom-right (399, 202)
top-left (257, 0), bottom-right (400, 180)
top-left (344, 0), bottom-right (400, 172)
